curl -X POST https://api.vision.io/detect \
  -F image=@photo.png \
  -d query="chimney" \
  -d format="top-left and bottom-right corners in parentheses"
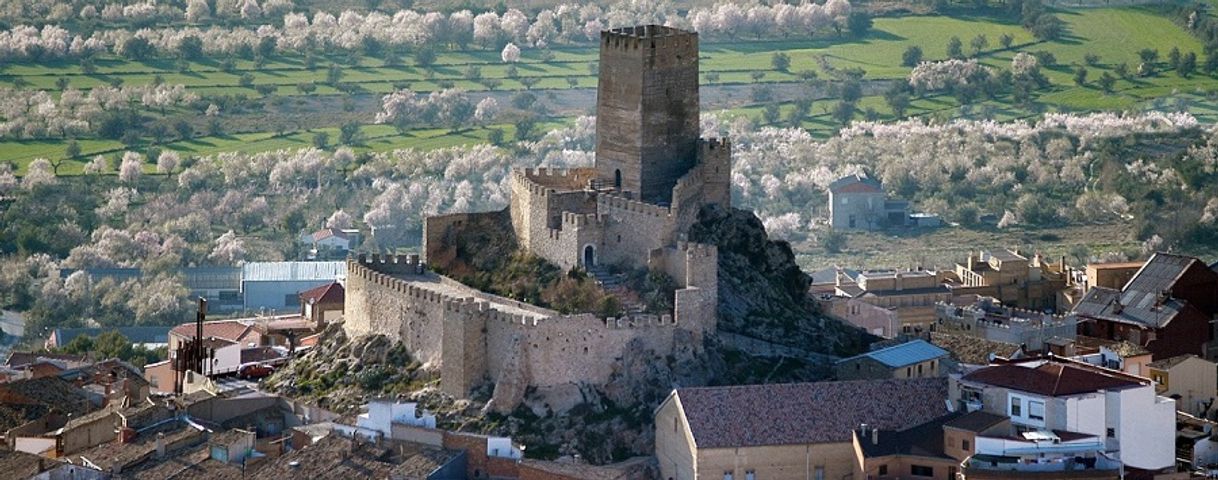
top-left (967, 253), bottom-right (975, 271)
top-left (871, 428), bottom-right (879, 445)
top-left (1060, 255), bottom-right (1067, 272)
top-left (155, 432), bottom-right (166, 458)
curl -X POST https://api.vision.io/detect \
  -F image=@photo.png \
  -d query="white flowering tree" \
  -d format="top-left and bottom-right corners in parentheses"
top-left (501, 42), bottom-right (521, 63)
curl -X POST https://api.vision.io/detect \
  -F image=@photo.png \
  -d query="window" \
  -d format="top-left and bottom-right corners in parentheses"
top-left (1010, 397), bottom-right (1022, 417)
top-left (1028, 400), bottom-right (1045, 421)
top-left (949, 466), bottom-right (958, 479)
top-left (911, 465), bottom-right (934, 477)
top-left (1107, 427), bottom-right (1116, 438)
top-left (917, 364), bottom-right (923, 376)
top-left (879, 465), bottom-right (888, 475)
top-left (745, 471), bottom-right (755, 480)
top-left (284, 293), bottom-right (298, 306)
top-left (814, 466), bottom-right (825, 480)
top-left (724, 472), bottom-right (733, 480)
top-left (963, 439), bottom-right (970, 450)
top-left (907, 367), bottom-right (912, 376)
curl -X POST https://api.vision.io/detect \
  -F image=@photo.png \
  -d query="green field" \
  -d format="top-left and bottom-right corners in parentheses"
top-left (1, 7), bottom-right (1214, 169)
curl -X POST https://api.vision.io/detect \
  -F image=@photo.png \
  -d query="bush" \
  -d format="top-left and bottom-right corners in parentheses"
top-left (339, 122), bottom-right (362, 146)
top-left (771, 52), bottom-right (791, 72)
top-left (312, 132), bottom-right (329, 149)
top-left (902, 46), bottom-right (923, 67)
top-left (820, 230), bottom-right (847, 253)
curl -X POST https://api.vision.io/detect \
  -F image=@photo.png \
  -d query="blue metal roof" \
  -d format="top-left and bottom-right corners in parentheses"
top-left (842, 339), bottom-right (949, 368)
top-left (241, 261), bottom-right (346, 282)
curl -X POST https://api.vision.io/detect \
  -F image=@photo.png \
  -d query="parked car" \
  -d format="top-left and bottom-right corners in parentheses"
top-left (238, 363), bottom-right (275, 379)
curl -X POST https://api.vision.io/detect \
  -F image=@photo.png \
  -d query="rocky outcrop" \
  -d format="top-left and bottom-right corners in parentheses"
top-left (689, 205), bottom-right (872, 355)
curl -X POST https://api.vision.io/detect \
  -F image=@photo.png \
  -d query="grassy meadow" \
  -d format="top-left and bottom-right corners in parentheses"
top-left (1, 7), bottom-right (1214, 168)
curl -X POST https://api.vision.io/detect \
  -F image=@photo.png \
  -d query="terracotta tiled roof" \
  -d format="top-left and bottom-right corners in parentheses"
top-left (4, 351), bottom-right (88, 368)
top-left (0, 450), bottom-right (58, 478)
top-left (170, 320), bottom-right (254, 343)
top-left (829, 174), bottom-right (883, 194)
top-left (943, 410), bottom-right (1009, 433)
top-left (676, 378), bottom-right (949, 449)
top-left (928, 332), bottom-right (1022, 365)
top-left (299, 282), bottom-right (345, 305)
top-left (1148, 354), bottom-right (1201, 370)
top-left (311, 228), bottom-right (349, 242)
top-left (0, 376), bottom-right (94, 430)
top-left (962, 359), bottom-right (1146, 397)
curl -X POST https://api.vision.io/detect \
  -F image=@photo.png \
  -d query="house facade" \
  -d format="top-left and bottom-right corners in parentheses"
top-left (1148, 354), bottom-right (1217, 417)
top-left (947, 250), bottom-right (1069, 312)
top-left (834, 269), bottom-right (951, 334)
top-left (654, 378), bottom-right (950, 480)
top-left (828, 175), bottom-right (909, 231)
top-left (951, 357), bottom-right (1175, 473)
top-left (835, 339), bottom-right (951, 381)
top-left (1071, 252), bottom-right (1218, 361)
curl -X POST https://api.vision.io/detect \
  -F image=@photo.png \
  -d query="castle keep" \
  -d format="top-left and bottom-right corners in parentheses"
top-left (345, 26), bottom-right (732, 412)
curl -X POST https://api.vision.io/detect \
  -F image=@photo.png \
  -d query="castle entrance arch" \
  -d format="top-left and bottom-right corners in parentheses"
top-left (583, 245), bottom-right (595, 267)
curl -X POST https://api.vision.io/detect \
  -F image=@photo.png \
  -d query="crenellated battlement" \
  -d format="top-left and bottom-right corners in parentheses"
top-left (601, 25), bottom-right (697, 56)
top-left (561, 212), bottom-right (606, 228)
top-left (603, 313), bottom-right (676, 329)
top-left (597, 192), bottom-right (672, 218)
top-left (674, 241), bottom-right (717, 259)
top-left (698, 137), bottom-right (731, 154)
top-left (514, 167), bottom-right (597, 193)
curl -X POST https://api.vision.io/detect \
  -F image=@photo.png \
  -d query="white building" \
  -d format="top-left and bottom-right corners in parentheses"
top-left (951, 357), bottom-right (1175, 473)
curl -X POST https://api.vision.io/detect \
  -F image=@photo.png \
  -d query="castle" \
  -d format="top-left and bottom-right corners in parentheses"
top-left (344, 25), bottom-right (731, 413)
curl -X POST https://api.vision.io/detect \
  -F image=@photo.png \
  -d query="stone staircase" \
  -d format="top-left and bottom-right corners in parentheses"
top-left (586, 266), bottom-right (647, 315)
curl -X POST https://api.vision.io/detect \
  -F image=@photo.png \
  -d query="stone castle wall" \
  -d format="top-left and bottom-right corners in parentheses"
top-left (671, 138), bottom-right (733, 232)
top-left (343, 254), bottom-right (713, 412)
top-left (422, 211), bottom-right (508, 268)
top-left (343, 255), bottom-right (447, 369)
top-left (509, 168), bottom-right (600, 270)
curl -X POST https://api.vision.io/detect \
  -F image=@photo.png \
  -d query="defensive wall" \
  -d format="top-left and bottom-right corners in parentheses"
top-left (503, 142), bottom-right (730, 273)
top-left (343, 254), bottom-right (715, 413)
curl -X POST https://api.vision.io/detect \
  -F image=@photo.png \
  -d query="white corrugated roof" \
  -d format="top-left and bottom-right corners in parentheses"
top-left (242, 261), bottom-right (346, 282)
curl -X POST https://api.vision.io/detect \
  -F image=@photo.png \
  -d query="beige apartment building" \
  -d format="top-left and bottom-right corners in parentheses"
top-left (1149, 354), bottom-right (1218, 417)
top-left (947, 250), bottom-right (1069, 311)
top-left (835, 269), bottom-right (952, 334)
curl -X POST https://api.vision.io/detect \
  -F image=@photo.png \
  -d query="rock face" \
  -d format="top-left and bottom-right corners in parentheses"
top-left (689, 205), bottom-right (872, 355)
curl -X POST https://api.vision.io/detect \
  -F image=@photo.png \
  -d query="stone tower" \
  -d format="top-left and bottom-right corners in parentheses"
top-left (595, 25), bottom-right (700, 205)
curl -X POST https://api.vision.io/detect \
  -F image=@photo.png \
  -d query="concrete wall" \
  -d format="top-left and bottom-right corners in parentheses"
top-left (1154, 356), bottom-right (1217, 416)
top-left (1112, 387), bottom-right (1175, 470)
top-left (655, 393), bottom-right (696, 480)
top-left (697, 442), bottom-right (856, 480)
top-left (243, 280), bottom-right (334, 311)
top-left (830, 190), bottom-right (887, 230)
top-left (61, 413), bottom-right (118, 455)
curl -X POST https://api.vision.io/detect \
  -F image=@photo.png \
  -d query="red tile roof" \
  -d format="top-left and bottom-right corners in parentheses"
top-left (299, 282), bottom-right (344, 305)
top-left (676, 378), bottom-right (949, 449)
top-left (962, 359), bottom-right (1146, 396)
top-left (169, 320), bottom-right (254, 343)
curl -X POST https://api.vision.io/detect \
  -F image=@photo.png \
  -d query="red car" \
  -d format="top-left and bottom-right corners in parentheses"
top-left (238, 364), bottom-right (275, 380)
